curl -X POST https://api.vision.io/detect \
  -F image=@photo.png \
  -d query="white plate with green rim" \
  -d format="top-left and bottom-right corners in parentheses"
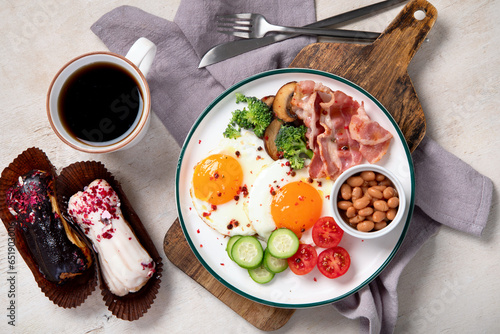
top-left (175, 68), bottom-right (414, 308)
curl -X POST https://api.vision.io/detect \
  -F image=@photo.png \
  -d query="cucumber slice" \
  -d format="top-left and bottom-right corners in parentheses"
top-left (263, 248), bottom-right (289, 273)
top-left (231, 236), bottom-right (264, 269)
top-left (248, 264), bottom-right (275, 284)
top-left (226, 235), bottom-right (242, 261)
top-left (267, 228), bottom-right (300, 259)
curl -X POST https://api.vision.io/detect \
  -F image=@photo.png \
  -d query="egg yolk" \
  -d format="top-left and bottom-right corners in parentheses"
top-left (193, 154), bottom-right (243, 205)
top-left (270, 181), bottom-right (322, 238)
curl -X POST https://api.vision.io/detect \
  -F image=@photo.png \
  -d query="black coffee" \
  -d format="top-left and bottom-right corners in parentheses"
top-left (58, 62), bottom-right (143, 143)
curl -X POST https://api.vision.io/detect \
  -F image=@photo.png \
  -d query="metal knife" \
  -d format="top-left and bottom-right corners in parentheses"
top-left (198, 0), bottom-right (408, 68)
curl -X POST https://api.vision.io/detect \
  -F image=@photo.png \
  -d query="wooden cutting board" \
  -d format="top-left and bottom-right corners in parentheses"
top-left (164, 0), bottom-right (436, 330)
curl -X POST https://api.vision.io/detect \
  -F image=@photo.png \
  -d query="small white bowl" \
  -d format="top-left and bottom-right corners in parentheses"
top-left (330, 164), bottom-right (406, 239)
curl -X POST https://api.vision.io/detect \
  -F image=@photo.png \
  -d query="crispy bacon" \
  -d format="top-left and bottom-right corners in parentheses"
top-left (291, 80), bottom-right (392, 179)
top-left (349, 104), bottom-right (393, 163)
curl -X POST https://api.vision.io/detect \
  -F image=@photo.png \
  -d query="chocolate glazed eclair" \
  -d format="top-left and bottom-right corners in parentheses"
top-left (6, 170), bottom-right (91, 284)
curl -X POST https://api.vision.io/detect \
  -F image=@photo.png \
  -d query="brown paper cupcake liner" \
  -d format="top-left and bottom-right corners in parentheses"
top-left (56, 161), bottom-right (163, 321)
top-left (0, 147), bottom-right (98, 308)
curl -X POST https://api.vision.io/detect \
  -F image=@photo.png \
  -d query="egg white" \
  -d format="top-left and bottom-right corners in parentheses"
top-left (190, 130), bottom-right (274, 236)
top-left (247, 159), bottom-right (334, 240)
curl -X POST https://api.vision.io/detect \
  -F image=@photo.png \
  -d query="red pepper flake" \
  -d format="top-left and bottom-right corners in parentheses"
top-left (298, 196), bottom-right (304, 201)
top-left (200, 244), bottom-right (203, 248)
top-left (325, 195), bottom-right (330, 200)
top-left (199, 140), bottom-right (202, 144)
top-left (202, 212), bottom-right (211, 217)
top-left (101, 229), bottom-right (115, 239)
top-left (314, 277), bottom-right (317, 282)
top-left (220, 263), bottom-right (225, 266)
top-left (213, 172), bottom-right (219, 179)
top-left (256, 155), bottom-right (261, 160)
top-left (211, 204), bottom-right (217, 211)
top-left (241, 185), bottom-right (248, 197)
top-left (270, 187), bottom-right (276, 196)
top-left (257, 146), bottom-right (263, 151)
top-left (235, 151), bottom-right (241, 157)
top-left (234, 195), bottom-right (240, 201)
top-left (197, 229), bottom-right (200, 234)
top-left (141, 261), bottom-right (155, 270)
top-left (129, 237), bottom-right (132, 240)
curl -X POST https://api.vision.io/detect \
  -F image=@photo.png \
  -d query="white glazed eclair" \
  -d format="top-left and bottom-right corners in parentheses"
top-left (68, 179), bottom-right (155, 296)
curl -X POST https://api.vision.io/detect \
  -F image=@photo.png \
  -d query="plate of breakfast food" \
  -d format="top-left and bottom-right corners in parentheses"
top-left (175, 68), bottom-right (414, 308)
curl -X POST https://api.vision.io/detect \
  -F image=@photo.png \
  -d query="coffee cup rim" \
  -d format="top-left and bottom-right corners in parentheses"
top-left (46, 51), bottom-right (151, 154)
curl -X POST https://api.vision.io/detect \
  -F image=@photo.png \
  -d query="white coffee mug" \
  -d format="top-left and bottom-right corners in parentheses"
top-left (47, 37), bottom-right (156, 153)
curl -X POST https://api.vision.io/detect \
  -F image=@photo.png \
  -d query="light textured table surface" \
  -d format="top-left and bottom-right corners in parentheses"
top-left (0, 1), bottom-right (498, 333)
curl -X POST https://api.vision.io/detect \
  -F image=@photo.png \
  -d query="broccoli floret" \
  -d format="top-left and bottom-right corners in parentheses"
top-left (223, 123), bottom-right (242, 139)
top-left (275, 125), bottom-right (313, 170)
top-left (223, 93), bottom-right (273, 139)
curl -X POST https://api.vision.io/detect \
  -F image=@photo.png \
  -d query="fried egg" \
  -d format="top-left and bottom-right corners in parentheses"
top-left (247, 159), bottom-right (333, 240)
top-left (190, 130), bottom-right (274, 236)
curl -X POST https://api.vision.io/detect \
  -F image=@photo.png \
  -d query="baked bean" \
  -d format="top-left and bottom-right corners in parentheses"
top-left (386, 208), bottom-right (397, 220)
top-left (368, 180), bottom-right (378, 186)
top-left (353, 196), bottom-right (371, 210)
top-left (373, 185), bottom-right (387, 192)
top-left (387, 197), bottom-right (399, 208)
top-left (379, 179), bottom-right (392, 187)
top-left (372, 210), bottom-right (386, 222)
top-left (373, 200), bottom-right (389, 212)
top-left (375, 173), bottom-right (386, 182)
top-left (346, 206), bottom-right (357, 218)
top-left (367, 187), bottom-right (384, 199)
top-left (352, 186), bottom-right (363, 200)
top-left (383, 187), bottom-right (396, 199)
top-left (360, 171), bottom-right (376, 181)
top-left (338, 200), bottom-right (353, 211)
top-left (349, 215), bottom-right (364, 224)
top-left (340, 183), bottom-right (352, 200)
top-left (357, 221), bottom-right (375, 232)
top-left (374, 221), bottom-right (387, 230)
top-left (346, 175), bottom-right (364, 187)
top-left (358, 207), bottom-right (374, 217)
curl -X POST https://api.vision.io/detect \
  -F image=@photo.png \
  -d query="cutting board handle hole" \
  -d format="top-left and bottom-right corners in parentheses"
top-left (414, 9), bottom-right (427, 21)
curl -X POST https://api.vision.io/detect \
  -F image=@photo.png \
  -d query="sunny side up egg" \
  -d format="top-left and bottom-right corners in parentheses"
top-left (190, 130), bottom-right (275, 236)
top-left (247, 159), bottom-right (333, 240)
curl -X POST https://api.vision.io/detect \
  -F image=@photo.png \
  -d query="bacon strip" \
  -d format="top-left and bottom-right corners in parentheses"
top-left (291, 80), bottom-right (392, 179)
top-left (349, 104), bottom-right (393, 163)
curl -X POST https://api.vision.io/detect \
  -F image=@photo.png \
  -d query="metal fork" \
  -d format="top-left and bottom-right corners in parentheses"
top-left (216, 13), bottom-right (380, 41)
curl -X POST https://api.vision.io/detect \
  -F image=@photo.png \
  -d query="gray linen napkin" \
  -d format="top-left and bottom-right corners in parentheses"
top-left (91, 2), bottom-right (493, 333)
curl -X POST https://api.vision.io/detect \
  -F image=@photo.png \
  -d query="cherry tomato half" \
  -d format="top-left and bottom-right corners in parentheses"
top-left (287, 244), bottom-right (317, 275)
top-left (317, 246), bottom-right (350, 279)
top-left (312, 216), bottom-right (344, 249)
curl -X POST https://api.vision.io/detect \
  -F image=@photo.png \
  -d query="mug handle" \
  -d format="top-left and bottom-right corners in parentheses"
top-left (125, 37), bottom-right (157, 77)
